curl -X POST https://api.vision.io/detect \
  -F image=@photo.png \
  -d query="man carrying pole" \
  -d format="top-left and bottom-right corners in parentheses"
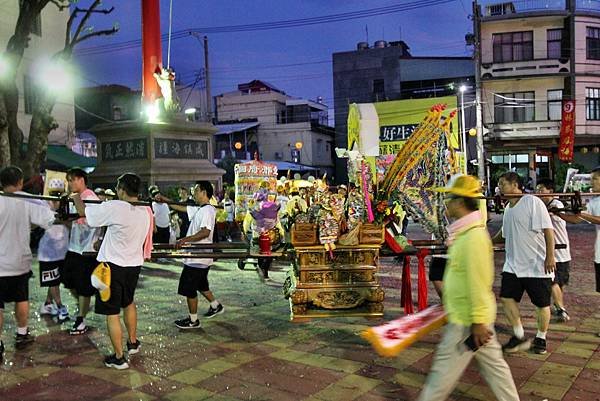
top-left (72, 173), bottom-right (152, 369)
top-left (0, 166), bottom-right (55, 360)
top-left (493, 172), bottom-right (555, 355)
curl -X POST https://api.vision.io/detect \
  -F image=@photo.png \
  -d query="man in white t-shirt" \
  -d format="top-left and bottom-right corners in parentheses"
top-left (536, 179), bottom-right (572, 323)
top-left (558, 167), bottom-right (600, 296)
top-left (157, 181), bottom-right (222, 329)
top-left (149, 185), bottom-right (170, 244)
top-left (63, 168), bottom-right (101, 335)
top-left (492, 172), bottom-right (555, 355)
top-left (73, 173), bottom-right (152, 370)
top-left (0, 166), bottom-right (55, 360)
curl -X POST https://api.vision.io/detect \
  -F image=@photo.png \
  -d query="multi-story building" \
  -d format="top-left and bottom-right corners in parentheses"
top-left (332, 40), bottom-right (475, 182)
top-left (214, 80), bottom-right (335, 177)
top-left (0, 3), bottom-right (74, 146)
top-left (479, 0), bottom-right (600, 180)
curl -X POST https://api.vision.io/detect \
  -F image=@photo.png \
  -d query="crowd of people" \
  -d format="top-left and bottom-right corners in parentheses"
top-left (0, 166), bottom-right (225, 369)
top-left (419, 168), bottom-right (600, 401)
top-left (0, 164), bottom-right (599, 380)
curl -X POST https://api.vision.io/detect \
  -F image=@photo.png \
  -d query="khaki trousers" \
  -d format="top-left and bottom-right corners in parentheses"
top-left (418, 323), bottom-right (520, 401)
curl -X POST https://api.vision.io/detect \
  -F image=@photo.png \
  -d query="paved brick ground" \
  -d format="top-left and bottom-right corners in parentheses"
top-left (0, 215), bottom-right (599, 400)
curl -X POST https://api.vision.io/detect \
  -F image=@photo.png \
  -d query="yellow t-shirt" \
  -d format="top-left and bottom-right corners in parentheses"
top-left (443, 221), bottom-right (497, 326)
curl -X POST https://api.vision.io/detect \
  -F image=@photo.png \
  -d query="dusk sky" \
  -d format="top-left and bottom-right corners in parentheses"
top-left (74, 0), bottom-right (475, 118)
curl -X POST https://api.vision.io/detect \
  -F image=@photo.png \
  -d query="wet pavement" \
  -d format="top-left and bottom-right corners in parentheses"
top-left (0, 214), bottom-right (599, 400)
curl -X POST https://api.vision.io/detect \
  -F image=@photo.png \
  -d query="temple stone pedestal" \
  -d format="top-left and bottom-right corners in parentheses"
top-left (90, 118), bottom-right (225, 189)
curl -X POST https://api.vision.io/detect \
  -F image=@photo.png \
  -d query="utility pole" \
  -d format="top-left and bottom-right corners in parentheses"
top-left (473, 0), bottom-right (486, 183)
top-left (203, 35), bottom-right (212, 123)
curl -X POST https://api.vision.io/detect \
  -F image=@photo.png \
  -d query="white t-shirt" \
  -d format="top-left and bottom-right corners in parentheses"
top-left (85, 200), bottom-right (151, 267)
top-left (68, 189), bottom-right (101, 254)
top-left (586, 196), bottom-right (600, 263)
top-left (152, 201), bottom-right (171, 228)
top-left (502, 195), bottom-right (554, 278)
top-left (0, 196), bottom-right (55, 276)
top-left (184, 204), bottom-right (216, 268)
top-left (547, 199), bottom-right (571, 263)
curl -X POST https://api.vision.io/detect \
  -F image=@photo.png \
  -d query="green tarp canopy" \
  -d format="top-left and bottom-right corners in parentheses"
top-left (46, 145), bottom-right (96, 168)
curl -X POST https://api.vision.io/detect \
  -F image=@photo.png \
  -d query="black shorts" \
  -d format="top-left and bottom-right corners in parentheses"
top-left (428, 256), bottom-right (447, 282)
top-left (595, 263), bottom-right (600, 293)
top-left (553, 261), bottom-right (570, 287)
top-left (62, 251), bottom-right (98, 297)
top-left (95, 264), bottom-right (141, 315)
top-left (153, 226), bottom-right (170, 244)
top-left (178, 265), bottom-right (210, 297)
top-left (39, 260), bottom-right (63, 287)
top-left (500, 272), bottom-right (552, 308)
top-left (0, 271), bottom-right (32, 308)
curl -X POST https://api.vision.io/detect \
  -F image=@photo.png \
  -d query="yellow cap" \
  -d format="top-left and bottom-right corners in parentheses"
top-left (434, 175), bottom-right (482, 198)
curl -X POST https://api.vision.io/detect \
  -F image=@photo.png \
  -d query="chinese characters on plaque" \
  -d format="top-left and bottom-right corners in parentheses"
top-left (234, 162), bottom-right (278, 177)
top-left (153, 138), bottom-right (208, 159)
top-left (102, 139), bottom-right (147, 161)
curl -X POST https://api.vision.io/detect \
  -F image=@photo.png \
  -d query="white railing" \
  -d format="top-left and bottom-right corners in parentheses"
top-left (488, 120), bottom-right (560, 138)
top-left (484, 0), bottom-right (600, 15)
top-left (484, 0), bottom-right (565, 16)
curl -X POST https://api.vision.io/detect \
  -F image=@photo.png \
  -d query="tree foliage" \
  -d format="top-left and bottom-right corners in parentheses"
top-left (0, 0), bottom-right (117, 177)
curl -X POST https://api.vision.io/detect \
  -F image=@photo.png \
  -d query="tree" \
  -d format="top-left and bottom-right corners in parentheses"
top-left (216, 155), bottom-right (239, 186)
top-left (0, 0), bottom-right (117, 177)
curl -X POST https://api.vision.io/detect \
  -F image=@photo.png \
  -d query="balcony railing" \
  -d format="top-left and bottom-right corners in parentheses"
top-left (487, 120), bottom-right (560, 139)
top-left (484, 0), bottom-right (600, 16)
top-left (481, 58), bottom-right (570, 78)
top-left (577, 0), bottom-right (600, 11)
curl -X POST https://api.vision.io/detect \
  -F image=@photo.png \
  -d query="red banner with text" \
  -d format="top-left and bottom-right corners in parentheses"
top-left (558, 100), bottom-right (575, 162)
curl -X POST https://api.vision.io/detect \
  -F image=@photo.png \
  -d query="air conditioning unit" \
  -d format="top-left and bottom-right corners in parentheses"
top-left (274, 152), bottom-right (283, 160)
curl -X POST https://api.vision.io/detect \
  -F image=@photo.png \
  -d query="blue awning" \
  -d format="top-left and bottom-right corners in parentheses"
top-left (215, 122), bottom-right (260, 136)
top-left (263, 161), bottom-right (318, 171)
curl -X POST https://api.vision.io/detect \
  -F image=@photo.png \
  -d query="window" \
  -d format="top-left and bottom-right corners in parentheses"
top-left (19, 0), bottom-right (41, 36)
top-left (112, 106), bottom-right (122, 121)
top-left (547, 29), bottom-right (564, 59)
top-left (547, 89), bottom-right (563, 120)
top-left (373, 79), bottom-right (384, 94)
top-left (23, 75), bottom-right (38, 115)
top-left (494, 92), bottom-right (535, 123)
top-left (492, 31), bottom-right (533, 62)
top-left (587, 27), bottom-right (600, 60)
top-left (586, 87), bottom-right (600, 120)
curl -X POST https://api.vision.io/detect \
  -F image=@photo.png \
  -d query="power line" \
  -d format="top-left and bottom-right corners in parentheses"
top-left (74, 0), bottom-right (458, 56)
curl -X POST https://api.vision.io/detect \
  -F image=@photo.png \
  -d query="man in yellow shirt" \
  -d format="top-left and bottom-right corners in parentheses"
top-left (418, 175), bottom-right (519, 401)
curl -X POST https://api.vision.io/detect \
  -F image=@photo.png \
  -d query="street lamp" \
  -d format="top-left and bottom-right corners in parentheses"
top-left (459, 85), bottom-right (468, 174)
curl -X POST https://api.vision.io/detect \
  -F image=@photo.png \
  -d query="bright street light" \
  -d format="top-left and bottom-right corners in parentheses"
top-left (144, 103), bottom-right (160, 123)
top-left (32, 58), bottom-right (74, 95)
top-left (459, 85), bottom-right (467, 93)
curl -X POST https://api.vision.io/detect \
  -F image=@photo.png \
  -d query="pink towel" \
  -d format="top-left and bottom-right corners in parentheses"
top-left (143, 206), bottom-right (154, 260)
top-left (446, 210), bottom-right (482, 246)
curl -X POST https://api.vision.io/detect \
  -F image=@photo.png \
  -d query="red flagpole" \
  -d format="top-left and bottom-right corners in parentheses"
top-left (141, 0), bottom-right (162, 106)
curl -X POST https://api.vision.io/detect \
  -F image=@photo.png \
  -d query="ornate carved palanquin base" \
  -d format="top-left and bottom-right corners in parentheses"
top-left (285, 245), bottom-right (385, 320)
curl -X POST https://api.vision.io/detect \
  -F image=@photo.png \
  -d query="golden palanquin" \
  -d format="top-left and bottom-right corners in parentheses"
top-left (285, 240), bottom-right (385, 320)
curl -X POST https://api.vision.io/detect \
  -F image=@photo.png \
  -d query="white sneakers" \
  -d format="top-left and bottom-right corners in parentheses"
top-left (39, 303), bottom-right (58, 316)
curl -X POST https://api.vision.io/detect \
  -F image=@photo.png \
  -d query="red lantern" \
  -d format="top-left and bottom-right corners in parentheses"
top-left (258, 232), bottom-right (271, 255)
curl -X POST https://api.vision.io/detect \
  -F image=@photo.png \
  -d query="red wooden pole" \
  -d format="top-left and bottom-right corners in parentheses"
top-left (141, 0), bottom-right (162, 106)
